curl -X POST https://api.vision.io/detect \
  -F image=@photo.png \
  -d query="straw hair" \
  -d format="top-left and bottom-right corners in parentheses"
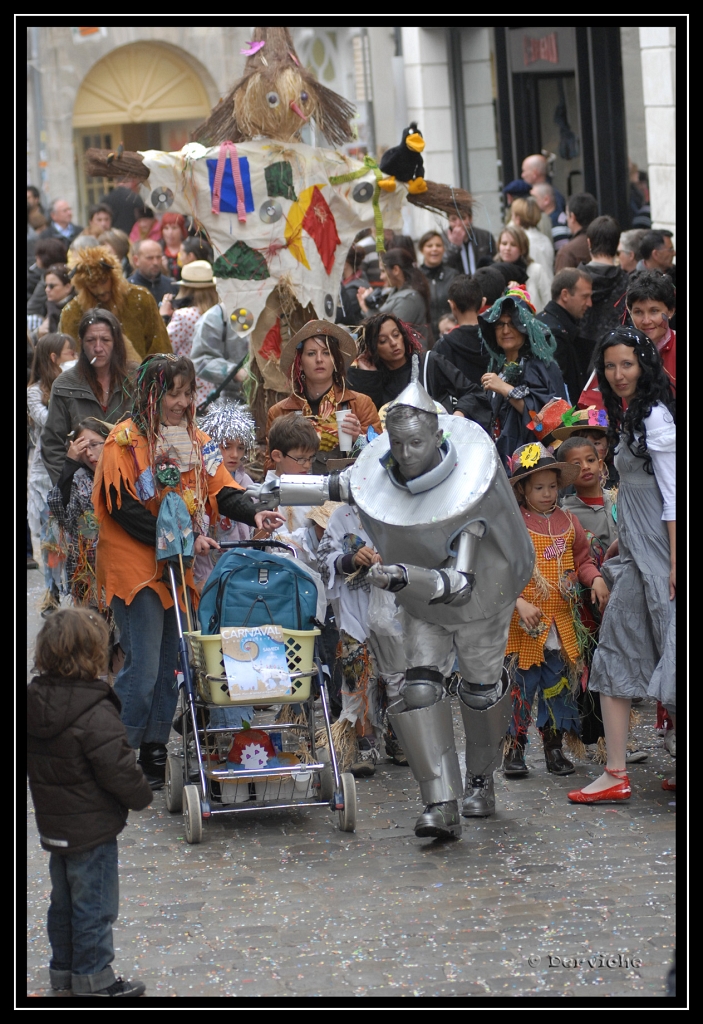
top-left (193, 27), bottom-right (355, 147)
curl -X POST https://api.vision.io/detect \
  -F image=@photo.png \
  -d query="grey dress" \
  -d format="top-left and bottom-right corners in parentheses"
top-left (589, 408), bottom-right (675, 708)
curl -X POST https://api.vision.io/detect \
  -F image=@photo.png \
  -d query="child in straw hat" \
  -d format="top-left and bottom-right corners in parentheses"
top-left (502, 442), bottom-right (609, 779)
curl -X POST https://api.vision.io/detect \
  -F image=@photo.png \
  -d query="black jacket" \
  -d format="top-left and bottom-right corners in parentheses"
top-left (128, 269), bottom-right (175, 305)
top-left (27, 675), bottom-right (152, 855)
top-left (346, 351), bottom-right (492, 433)
top-left (576, 262), bottom-right (629, 345)
top-left (38, 222), bottom-right (82, 245)
top-left (432, 324), bottom-right (489, 387)
top-left (537, 300), bottom-right (593, 405)
top-left (445, 226), bottom-right (496, 274)
top-left (489, 356), bottom-right (568, 469)
top-left (419, 263), bottom-right (458, 340)
top-left (336, 273), bottom-right (369, 326)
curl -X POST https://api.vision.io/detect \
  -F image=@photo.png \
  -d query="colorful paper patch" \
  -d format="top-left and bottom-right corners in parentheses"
top-left (259, 318), bottom-right (283, 361)
top-left (206, 156), bottom-right (255, 216)
top-left (213, 240), bottom-right (270, 281)
top-left (301, 186), bottom-right (340, 274)
top-left (265, 161), bottom-right (297, 202)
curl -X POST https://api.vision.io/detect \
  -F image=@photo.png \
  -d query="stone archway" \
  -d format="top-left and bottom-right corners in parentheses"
top-left (73, 41), bottom-right (216, 214)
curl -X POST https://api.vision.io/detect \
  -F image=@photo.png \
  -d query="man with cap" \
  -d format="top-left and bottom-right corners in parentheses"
top-left (503, 179), bottom-right (554, 247)
top-left (247, 357), bottom-right (534, 837)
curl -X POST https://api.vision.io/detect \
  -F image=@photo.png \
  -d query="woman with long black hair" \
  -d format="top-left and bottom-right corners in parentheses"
top-left (568, 326), bottom-right (676, 803)
top-left (347, 313), bottom-right (492, 431)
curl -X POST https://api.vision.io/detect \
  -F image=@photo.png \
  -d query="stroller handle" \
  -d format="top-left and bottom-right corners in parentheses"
top-left (219, 539), bottom-right (298, 558)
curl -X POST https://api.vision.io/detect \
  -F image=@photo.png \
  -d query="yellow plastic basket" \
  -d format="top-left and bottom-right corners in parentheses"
top-left (185, 628), bottom-right (320, 706)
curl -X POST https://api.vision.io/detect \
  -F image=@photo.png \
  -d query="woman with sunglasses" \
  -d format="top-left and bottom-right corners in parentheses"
top-left (568, 326), bottom-right (676, 803)
top-left (479, 292), bottom-right (567, 469)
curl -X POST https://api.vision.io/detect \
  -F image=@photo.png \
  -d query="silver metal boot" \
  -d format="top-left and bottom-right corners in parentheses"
top-left (388, 696), bottom-right (463, 838)
top-left (458, 668), bottom-right (512, 818)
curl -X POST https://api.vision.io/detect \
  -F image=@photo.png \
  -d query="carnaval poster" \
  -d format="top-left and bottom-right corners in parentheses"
top-left (221, 624), bottom-right (292, 700)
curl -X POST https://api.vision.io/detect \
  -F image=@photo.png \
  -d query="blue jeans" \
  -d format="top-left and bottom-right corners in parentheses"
top-left (111, 587), bottom-right (180, 748)
top-left (47, 840), bottom-right (118, 993)
top-left (509, 648), bottom-right (581, 740)
top-left (209, 704), bottom-right (253, 729)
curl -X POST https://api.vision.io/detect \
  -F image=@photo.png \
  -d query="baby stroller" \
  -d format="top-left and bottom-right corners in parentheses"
top-left (163, 540), bottom-right (356, 844)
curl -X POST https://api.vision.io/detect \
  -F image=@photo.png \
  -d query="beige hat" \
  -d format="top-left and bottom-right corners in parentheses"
top-left (279, 320), bottom-right (357, 379)
top-left (180, 260), bottom-right (216, 288)
top-left (305, 500), bottom-right (345, 530)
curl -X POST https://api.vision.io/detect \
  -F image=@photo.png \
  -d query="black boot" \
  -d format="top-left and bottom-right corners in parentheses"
top-left (415, 800), bottom-right (462, 839)
top-left (503, 735), bottom-right (529, 777)
top-left (138, 742), bottom-right (168, 790)
top-left (542, 727), bottom-right (575, 776)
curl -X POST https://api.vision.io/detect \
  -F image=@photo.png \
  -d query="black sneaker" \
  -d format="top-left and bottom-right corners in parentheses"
top-left (75, 976), bottom-right (146, 997)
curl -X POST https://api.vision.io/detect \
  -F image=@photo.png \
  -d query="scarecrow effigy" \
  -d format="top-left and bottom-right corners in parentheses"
top-left (84, 27), bottom-right (471, 434)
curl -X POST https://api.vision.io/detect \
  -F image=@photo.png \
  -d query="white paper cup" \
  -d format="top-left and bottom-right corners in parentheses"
top-left (335, 410), bottom-right (353, 452)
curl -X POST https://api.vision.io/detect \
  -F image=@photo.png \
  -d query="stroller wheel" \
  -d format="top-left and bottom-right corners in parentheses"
top-left (338, 772), bottom-right (357, 833)
top-left (165, 756), bottom-right (184, 813)
top-left (183, 785), bottom-right (203, 844)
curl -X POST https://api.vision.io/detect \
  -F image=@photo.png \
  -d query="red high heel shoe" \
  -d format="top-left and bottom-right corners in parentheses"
top-left (568, 767), bottom-right (631, 803)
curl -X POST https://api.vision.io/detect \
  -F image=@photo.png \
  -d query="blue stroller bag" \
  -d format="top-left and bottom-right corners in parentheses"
top-left (198, 546), bottom-right (319, 635)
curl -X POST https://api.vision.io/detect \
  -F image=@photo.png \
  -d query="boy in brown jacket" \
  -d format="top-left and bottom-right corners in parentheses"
top-left (27, 608), bottom-right (153, 997)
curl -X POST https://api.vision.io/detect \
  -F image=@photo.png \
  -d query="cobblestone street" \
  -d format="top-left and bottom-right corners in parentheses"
top-left (25, 571), bottom-right (677, 1002)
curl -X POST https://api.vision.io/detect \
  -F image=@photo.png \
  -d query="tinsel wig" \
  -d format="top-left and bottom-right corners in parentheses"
top-left (69, 245), bottom-right (129, 315)
top-left (479, 295), bottom-right (557, 372)
top-left (198, 400), bottom-right (257, 457)
top-left (192, 27), bottom-right (355, 147)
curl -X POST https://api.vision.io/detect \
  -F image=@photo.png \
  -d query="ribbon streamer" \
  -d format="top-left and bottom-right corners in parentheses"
top-left (211, 141), bottom-right (247, 224)
top-left (329, 156), bottom-right (387, 253)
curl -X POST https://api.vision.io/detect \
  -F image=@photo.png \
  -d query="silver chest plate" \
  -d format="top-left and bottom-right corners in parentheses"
top-left (349, 416), bottom-right (534, 623)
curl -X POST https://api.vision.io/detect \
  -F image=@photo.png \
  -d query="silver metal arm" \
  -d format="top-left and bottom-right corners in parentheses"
top-left (278, 469), bottom-right (353, 507)
top-left (243, 468), bottom-right (354, 514)
top-left (368, 520), bottom-right (487, 607)
top-left (369, 563), bottom-right (474, 606)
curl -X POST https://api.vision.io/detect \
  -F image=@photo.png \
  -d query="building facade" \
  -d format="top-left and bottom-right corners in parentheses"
top-left (27, 23), bottom-right (677, 239)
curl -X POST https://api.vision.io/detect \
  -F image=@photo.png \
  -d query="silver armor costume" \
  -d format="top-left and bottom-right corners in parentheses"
top-left (247, 363), bottom-right (534, 837)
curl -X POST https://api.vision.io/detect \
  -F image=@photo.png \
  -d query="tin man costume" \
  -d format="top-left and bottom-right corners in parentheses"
top-left (246, 360), bottom-right (534, 838)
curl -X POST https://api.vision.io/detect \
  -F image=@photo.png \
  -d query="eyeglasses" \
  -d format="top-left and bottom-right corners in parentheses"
top-left (84, 442), bottom-right (105, 452)
top-left (45, 282), bottom-right (60, 290)
top-left (284, 453), bottom-right (316, 466)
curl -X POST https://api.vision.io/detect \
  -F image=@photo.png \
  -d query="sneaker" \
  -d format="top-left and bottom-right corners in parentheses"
top-left (350, 738), bottom-right (379, 778)
top-left (664, 731), bottom-right (676, 758)
top-left (626, 748), bottom-right (649, 764)
top-left (75, 976), bottom-right (146, 997)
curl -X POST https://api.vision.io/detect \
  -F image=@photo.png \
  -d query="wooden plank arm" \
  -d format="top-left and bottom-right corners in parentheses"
top-left (84, 147), bottom-right (150, 181)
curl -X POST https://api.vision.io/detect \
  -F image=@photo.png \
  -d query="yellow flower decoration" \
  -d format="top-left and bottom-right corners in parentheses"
top-left (114, 427), bottom-right (132, 447)
top-left (519, 444), bottom-right (541, 468)
top-left (182, 489), bottom-right (197, 515)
